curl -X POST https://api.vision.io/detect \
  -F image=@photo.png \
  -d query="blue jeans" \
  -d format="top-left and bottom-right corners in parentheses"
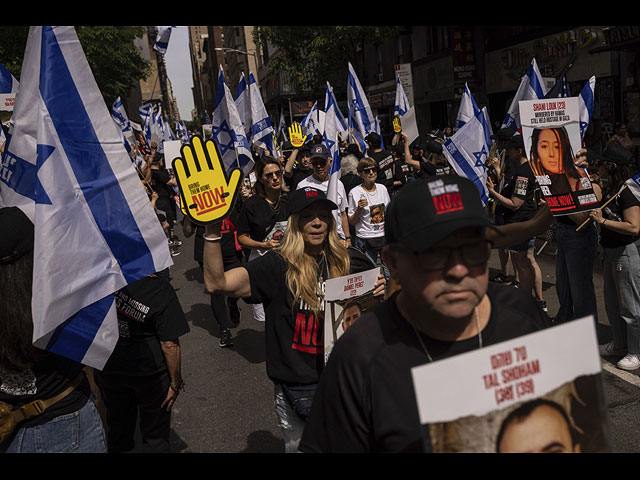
top-left (1, 398), bottom-right (107, 453)
top-left (354, 236), bottom-right (390, 280)
top-left (603, 241), bottom-right (640, 354)
top-left (554, 222), bottom-right (599, 325)
top-left (273, 383), bottom-right (306, 453)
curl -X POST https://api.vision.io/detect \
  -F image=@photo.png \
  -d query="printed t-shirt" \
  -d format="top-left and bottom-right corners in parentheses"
top-left (497, 161), bottom-right (538, 224)
top-left (347, 183), bottom-right (391, 239)
top-left (236, 193), bottom-right (289, 251)
top-left (600, 186), bottom-right (640, 249)
top-left (101, 276), bottom-right (190, 376)
top-left (370, 149), bottom-right (395, 190)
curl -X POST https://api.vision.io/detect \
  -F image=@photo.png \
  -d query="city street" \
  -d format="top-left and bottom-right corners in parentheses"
top-left (153, 221), bottom-right (640, 453)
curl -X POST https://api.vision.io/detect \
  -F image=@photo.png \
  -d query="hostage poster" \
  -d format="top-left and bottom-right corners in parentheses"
top-left (411, 316), bottom-right (611, 453)
top-left (323, 267), bottom-right (380, 363)
top-left (519, 97), bottom-right (598, 215)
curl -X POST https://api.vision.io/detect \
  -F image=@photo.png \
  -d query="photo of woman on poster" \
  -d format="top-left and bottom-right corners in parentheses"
top-left (528, 126), bottom-right (591, 195)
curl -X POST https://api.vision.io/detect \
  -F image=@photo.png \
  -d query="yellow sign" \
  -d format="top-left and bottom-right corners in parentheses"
top-left (172, 135), bottom-right (242, 225)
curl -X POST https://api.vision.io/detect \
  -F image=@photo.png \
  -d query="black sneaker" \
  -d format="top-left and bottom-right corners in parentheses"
top-left (510, 280), bottom-right (520, 289)
top-left (219, 329), bottom-right (233, 348)
top-left (537, 299), bottom-right (548, 313)
top-left (491, 273), bottom-right (509, 283)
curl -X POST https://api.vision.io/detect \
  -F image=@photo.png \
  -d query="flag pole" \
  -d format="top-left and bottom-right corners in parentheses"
top-left (575, 184), bottom-right (627, 231)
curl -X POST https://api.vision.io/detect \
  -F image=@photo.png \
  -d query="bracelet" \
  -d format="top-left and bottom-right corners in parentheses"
top-left (203, 233), bottom-right (222, 242)
top-left (345, 236), bottom-right (351, 240)
top-left (602, 219), bottom-right (607, 227)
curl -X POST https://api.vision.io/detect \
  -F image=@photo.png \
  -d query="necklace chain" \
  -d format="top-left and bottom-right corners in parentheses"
top-left (411, 307), bottom-right (483, 362)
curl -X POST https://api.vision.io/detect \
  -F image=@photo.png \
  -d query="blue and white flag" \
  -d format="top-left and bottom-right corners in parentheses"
top-left (0, 61), bottom-right (18, 93)
top-left (176, 120), bottom-right (190, 143)
top-left (111, 96), bottom-right (131, 133)
top-left (234, 72), bottom-right (251, 140)
top-left (323, 81), bottom-right (347, 232)
top-left (454, 83), bottom-right (480, 131)
top-left (301, 101), bottom-right (320, 137)
top-left (153, 26), bottom-right (175, 55)
top-left (394, 75), bottom-right (410, 118)
top-left (278, 109), bottom-right (288, 143)
top-left (0, 26), bottom-right (172, 369)
top-left (211, 65), bottom-right (254, 175)
top-left (249, 73), bottom-right (278, 157)
top-left (443, 107), bottom-right (494, 205)
top-left (501, 58), bottom-right (546, 132)
top-left (578, 76), bottom-right (596, 140)
top-left (347, 62), bottom-right (376, 142)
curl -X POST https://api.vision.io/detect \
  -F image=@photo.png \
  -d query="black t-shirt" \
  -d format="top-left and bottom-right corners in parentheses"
top-left (192, 211), bottom-right (243, 269)
top-left (496, 161), bottom-right (538, 224)
top-left (370, 149), bottom-right (395, 190)
top-left (298, 282), bottom-right (552, 453)
top-left (420, 161), bottom-right (452, 177)
top-left (0, 354), bottom-right (90, 428)
top-left (243, 247), bottom-right (375, 385)
top-left (286, 166), bottom-right (313, 191)
top-left (236, 193), bottom-right (289, 243)
top-left (600, 186), bottom-right (640, 249)
top-left (151, 168), bottom-right (173, 199)
top-left (101, 276), bottom-right (190, 376)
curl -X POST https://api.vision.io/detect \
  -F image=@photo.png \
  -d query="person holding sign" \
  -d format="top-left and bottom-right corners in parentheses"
top-left (202, 185), bottom-right (385, 453)
top-left (588, 145), bottom-right (640, 371)
top-left (486, 135), bottom-right (546, 312)
top-left (283, 122), bottom-right (312, 191)
top-left (298, 175), bottom-right (551, 453)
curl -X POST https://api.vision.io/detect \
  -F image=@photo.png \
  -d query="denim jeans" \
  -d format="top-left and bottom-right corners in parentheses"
top-left (273, 383), bottom-right (306, 453)
top-left (603, 240), bottom-right (640, 354)
top-left (554, 222), bottom-right (599, 325)
top-left (1, 398), bottom-right (107, 453)
top-left (354, 236), bottom-right (389, 280)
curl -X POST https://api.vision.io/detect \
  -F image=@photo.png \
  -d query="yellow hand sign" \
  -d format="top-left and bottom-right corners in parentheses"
top-left (392, 116), bottom-right (402, 133)
top-left (172, 135), bottom-right (242, 225)
top-left (288, 122), bottom-right (308, 148)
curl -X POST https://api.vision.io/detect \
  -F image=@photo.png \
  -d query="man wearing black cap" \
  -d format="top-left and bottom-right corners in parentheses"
top-left (296, 144), bottom-right (351, 245)
top-left (298, 175), bottom-right (551, 453)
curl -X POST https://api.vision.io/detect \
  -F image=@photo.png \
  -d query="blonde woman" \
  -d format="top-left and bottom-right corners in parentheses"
top-left (203, 186), bottom-right (384, 453)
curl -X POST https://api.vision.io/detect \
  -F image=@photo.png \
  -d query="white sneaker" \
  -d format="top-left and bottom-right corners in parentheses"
top-left (617, 354), bottom-right (640, 371)
top-left (599, 341), bottom-right (626, 357)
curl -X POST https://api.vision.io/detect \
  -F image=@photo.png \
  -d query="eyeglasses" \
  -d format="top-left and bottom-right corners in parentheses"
top-left (312, 160), bottom-right (328, 167)
top-left (362, 167), bottom-right (377, 174)
top-left (395, 240), bottom-right (491, 271)
top-left (264, 170), bottom-right (283, 180)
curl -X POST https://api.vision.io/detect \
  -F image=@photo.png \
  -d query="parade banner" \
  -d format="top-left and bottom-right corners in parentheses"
top-left (323, 268), bottom-right (380, 362)
top-left (519, 97), bottom-right (598, 216)
top-left (412, 316), bottom-right (611, 453)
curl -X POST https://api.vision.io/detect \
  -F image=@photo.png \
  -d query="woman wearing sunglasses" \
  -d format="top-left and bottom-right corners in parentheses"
top-left (347, 157), bottom-right (391, 279)
top-left (236, 157), bottom-right (289, 323)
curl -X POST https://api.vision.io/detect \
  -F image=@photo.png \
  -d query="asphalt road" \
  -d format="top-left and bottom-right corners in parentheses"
top-left (142, 224), bottom-right (640, 453)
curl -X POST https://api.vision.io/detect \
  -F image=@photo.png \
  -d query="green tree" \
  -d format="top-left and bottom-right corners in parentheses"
top-left (0, 26), bottom-right (151, 105)
top-left (253, 26), bottom-right (401, 93)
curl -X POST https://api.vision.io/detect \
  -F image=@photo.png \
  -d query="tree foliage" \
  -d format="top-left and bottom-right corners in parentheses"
top-left (0, 26), bottom-right (151, 105)
top-left (253, 26), bottom-right (401, 93)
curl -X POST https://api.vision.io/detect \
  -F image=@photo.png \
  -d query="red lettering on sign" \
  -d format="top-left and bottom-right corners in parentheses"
top-left (191, 186), bottom-right (227, 216)
top-left (292, 311), bottom-right (323, 354)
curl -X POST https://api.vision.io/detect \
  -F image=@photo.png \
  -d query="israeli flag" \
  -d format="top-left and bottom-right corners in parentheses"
top-left (153, 26), bottom-right (175, 55)
top-left (545, 71), bottom-right (571, 99)
top-left (249, 73), bottom-right (278, 157)
top-left (454, 83), bottom-right (480, 131)
top-left (0, 26), bottom-right (172, 369)
top-left (443, 107), bottom-right (494, 205)
top-left (394, 75), bottom-right (410, 118)
top-left (323, 82), bottom-right (347, 232)
top-left (111, 97), bottom-right (131, 133)
top-left (211, 65), bottom-right (254, 175)
top-left (347, 62), bottom-right (376, 142)
top-left (578, 76), bottom-right (596, 140)
top-left (301, 101), bottom-right (320, 137)
top-left (234, 72), bottom-right (251, 140)
top-left (501, 58), bottom-right (546, 132)
top-left (626, 172), bottom-right (640, 202)
top-left (0, 61), bottom-right (18, 93)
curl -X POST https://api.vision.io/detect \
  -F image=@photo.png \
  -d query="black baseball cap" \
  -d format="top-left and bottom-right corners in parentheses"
top-left (385, 175), bottom-right (501, 251)
top-left (0, 206), bottom-right (34, 264)
top-left (286, 187), bottom-right (338, 218)
top-left (309, 144), bottom-right (330, 161)
top-left (490, 127), bottom-right (516, 142)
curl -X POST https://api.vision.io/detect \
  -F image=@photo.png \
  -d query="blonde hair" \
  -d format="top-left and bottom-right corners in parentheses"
top-left (277, 211), bottom-right (350, 314)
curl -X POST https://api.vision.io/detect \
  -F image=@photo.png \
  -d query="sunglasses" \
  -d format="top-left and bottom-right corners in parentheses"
top-left (395, 241), bottom-right (491, 271)
top-left (362, 167), bottom-right (377, 174)
top-left (264, 170), bottom-right (283, 180)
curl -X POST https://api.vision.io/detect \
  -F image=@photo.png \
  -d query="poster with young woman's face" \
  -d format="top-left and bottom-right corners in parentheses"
top-left (519, 97), bottom-right (598, 216)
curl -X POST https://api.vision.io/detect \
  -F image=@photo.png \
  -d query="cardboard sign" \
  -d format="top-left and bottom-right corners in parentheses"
top-left (323, 267), bottom-right (381, 362)
top-left (172, 135), bottom-right (242, 225)
top-left (411, 316), bottom-right (611, 453)
top-left (519, 97), bottom-right (598, 216)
